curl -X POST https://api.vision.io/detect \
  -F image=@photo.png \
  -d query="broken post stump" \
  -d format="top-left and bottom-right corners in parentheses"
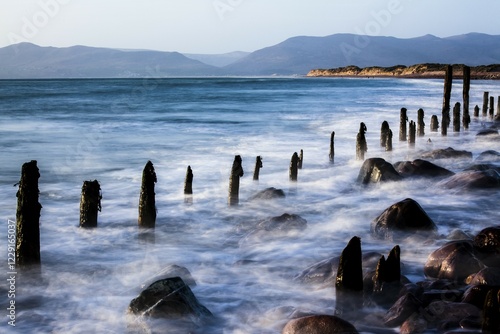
top-left (228, 155), bottom-right (244, 206)
top-left (463, 65), bottom-right (470, 123)
top-left (482, 289), bottom-right (500, 333)
top-left (453, 102), bottom-right (461, 132)
top-left (490, 96), bottom-right (495, 118)
top-left (408, 120), bottom-right (416, 146)
top-left (385, 129), bottom-right (393, 152)
top-left (430, 115), bottom-right (439, 132)
top-left (380, 121), bottom-right (390, 147)
top-left (329, 131), bottom-right (335, 163)
top-left (441, 65), bottom-right (452, 135)
top-left (289, 152), bottom-right (299, 182)
top-left (184, 166), bottom-right (193, 195)
top-left (79, 180), bottom-right (101, 228)
top-left (356, 122), bottom-right (367, 161)
top-left (138, 161), bottom-right (157, 228)
top-left (253, 156), bottom-right (262, 181)
top-left (297, 149), bottom-right (303, 169)
top-left (335, 236), bottom-right (363, 316)
top-left (474, 105), bottom-right (480, 118)
top-left (16, 160), bottom-right (42, 268)
top-left (417, 109), bottom-right (425, 137)
top-left (399, 108), bottom-right (407, 141)
top-left (483, 92), bottom-right (489, 117)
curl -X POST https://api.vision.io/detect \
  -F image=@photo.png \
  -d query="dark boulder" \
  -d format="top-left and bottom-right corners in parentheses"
top-left (282, 315), bottom-right (359, 334)
top-left (423, 301), bottom-right (481, 329)
top-left (473, 226), bottom-right (500, 254)
top-left (476, 128), bottom-right (499, 137)
top-left (383, 292), bottom-right (423, 327)
top-left (371, 198), bottom-right (437, 240)
top-left (248, 187), bottom-right (286, 200)
top-left (128, 277), bottom-right (212, 320)
top-left (464, 163), bottom-right (500, 173)
top-left (438, 170), bottom-right (500, 189)
top-left (393, 159), bottom-right (454, 178)
top-left (239, 213), bottom-right (307, 246)
top-left (424, 240), bottom-right (485, 282)
top-left (420, 147), bottom-right (473, 160)
top-left (475, 150), bottom-right (500, 162)
top-left (466, 268), bottom-right (500, 286)
top-left (141, 264), bottom-right (196, 289)
top-left (463, 285), bottom-right (500, 310)
top-left (357, 157), bottom-right (402, 185)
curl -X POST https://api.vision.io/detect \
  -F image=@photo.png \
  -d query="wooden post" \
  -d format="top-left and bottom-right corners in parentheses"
top-left (441, 65), bottom-right (452, 135)
top-left (483, 92), bottom-right (489, 117)
top-left (463, 102), bottom-right (471, 130)
top-left (497, 96), bottom-right (500, 118)
top-left (417, 109), bottom-right (425, 137)
top-left (297, 149), bottom-right (303, 169)
top-left (430, 115), bottom-right (439, 132)
top-left (335, 236), bottom-right (363, 315)
top-left (228, 155), bottom-right (244, 206)
top-left (253, 156), bottom-right (262, 181)
top-left (474, 105), bottom-right (480, 118)
top-left (380, 121), bottom-right (390, 147)
top-left (453, 102), bottom-right (461, 132)
top-left (289, 152), bottom-right (299, 182)
top-left (184, 166), bottom-right (193, 195)
top-left (16, 160), bottom-right (42, 268)
top-left (463, 65), bottom-right (470, 123)
top-left (399, 108), bottom-right (407, 141)
top-left (373, 245), bottom-right (401, 292)
top-left (79, 180), bottom-right (101, 228)
top-left (138, 161), bottom-right (157, 228)
top-left (408, 120), bottom-right (416, 147)
top-left (385, 129), bottom-right (393, 152)
top-left (482, 289), bottom-right (500, 333)
top-left (356, 122), bottom-right (367, 161)
top-left (329, 131), bottom-right (335, 163)
top-left (490, 96), bottom-right (495, 118)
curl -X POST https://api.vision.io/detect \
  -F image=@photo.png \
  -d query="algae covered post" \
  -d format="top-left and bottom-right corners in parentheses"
top-left (79, 180), bottom-right (102, 228)
top-left (138, 160), bottom-right (157, 228)
top-left (228, 155), bottom-right (244, 206)
top-left (16, 160), bottom-right (42, 268)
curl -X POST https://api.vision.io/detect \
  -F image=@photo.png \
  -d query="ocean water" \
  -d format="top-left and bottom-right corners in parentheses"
top-left (0, 77), bottom-right (499, 333)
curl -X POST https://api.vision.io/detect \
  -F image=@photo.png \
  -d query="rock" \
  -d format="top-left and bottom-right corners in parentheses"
top-left (248, 187), bottom-right (286, 200)
top-left (393, 159), bottom-right (454, 178)
top-left (282, 315), bottom-right (359, 334)
top-left (465, 164), bottom-right (500, 173)
top-left (424, 240), bottom-right (485, 282)
top-left (482, 289), bottom-right (500, 333)
top-left (473, 226), bottom-right (500, 254)
top-left (400, 313), bottom-right (427, 334)
top-left (466, 268), bottom-right (500, 286)
top-left (475, 150), bottom-right (500, 162)
top-left (239, 213), bottom-right (307, 246)
top-left (476, 129), bottom-right (499, 137)
top-left (128, 277), bottom-right (212, 320)
top-left (424, 301), bottom-right (481, 328)
top-left (141, 264), bottom-right (196, 289)
top-left (438, 170), bottom-right (500, 189)
top-left (383, 292), bottom-right (422, 327)
top-left (371, 198), bottom-right (437, 240)
top-left (462, 285), bottom-right (500, 310)
top-left (357, 157), bottom-right (402, 185)
top-left (420, 147), bottom-right (473, 160)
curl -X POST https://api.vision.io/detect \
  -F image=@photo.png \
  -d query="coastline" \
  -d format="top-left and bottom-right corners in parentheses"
top-left (307, 63), bottom-right (500, 80)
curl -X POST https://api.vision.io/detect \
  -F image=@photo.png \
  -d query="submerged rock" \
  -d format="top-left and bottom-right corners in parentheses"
top-left (140, 264), bottom-right (196, 289)
top-left (383, 292), bottom-right (423, 328)
top-left (357, 157), bottom-right (402, 185)
top-left (393, 159), bottom-right (454, 178)
top-left (248, 187), bottom-right (286, 200)
top-left (239, 213), bottom-right (307, 246)
top-left (371, 198), bottom-right (437, 240)
top-left (475, 150), bottom-right (500, 162)
top-left (282, 315), bottom-right (359, 334)
top-left (438, 170), bottom-right (500, 189)
top-left (420, 147), bottom-right (473, 160)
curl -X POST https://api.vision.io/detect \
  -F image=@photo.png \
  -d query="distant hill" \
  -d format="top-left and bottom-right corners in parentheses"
top-left (1, 33), bottom-right (500, 78)
top-left (223, 33), bottom-right (500, 75)
top-left (0, 43), bottom-right (222, 78)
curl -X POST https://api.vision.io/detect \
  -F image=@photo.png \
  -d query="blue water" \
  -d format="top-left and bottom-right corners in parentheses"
top-left (0, 77), bottom-right (499, 333)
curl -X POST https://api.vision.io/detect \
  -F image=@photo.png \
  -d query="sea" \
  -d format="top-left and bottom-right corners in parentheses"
top-left (0, 77), bottom-right (499, 333)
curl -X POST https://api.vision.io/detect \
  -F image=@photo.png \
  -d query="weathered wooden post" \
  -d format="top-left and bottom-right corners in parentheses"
top-left (184, 166), bottom-right (193, 195)
top-left (490, 96), bottom-right (495, 118)
top-left (329, 131), bottom-right (335, 163)
top-left (482, 92), bottom-right (489, 117)
top-left (463, 65), bottom-right (470, 123)
top-left (453, 102), bottom-right (461, 132)
top-left (79, 180), bottom-right (101, 228)
top-left (297, 149), bottom-right (303, 169)
top-left (430, 115), bottom-right (439, 132)
top-left (356, 122), bottom-right (367, 161)
top-left (16, 160), bottom-right (42, 268)
top-left (463, 103), bottom-right (471, 130)
top-left (441, 65), bottom-right (452, 135)
top-left (399, 108), bottom-right (407, 141)
top-left (228, 155), bottom-right (244, 206)
top-left (380, 121), bottom-right (390, 147)
top-left (373, 245), bottom-right (401, 292)
top-left (138, 161), bottom-right (157, 228)
top-left (417, 109), bottom-right (425, 137)
top-left (335, 236), bottom-right (363, 316)
top-left (253, 156), bottom-right (262, 181)
top-left (289, 152), bottom-right (299, 182)
top-left (408, 120), bottom-right (416, 146)
top-left (482, 289), bottom-right (500, 333)
top-left (385, 129), bottom-right (393, 152)
top-left (474, 105), bottom-right (480, 118)
top-left (497, 96), bottom-right (500, 118)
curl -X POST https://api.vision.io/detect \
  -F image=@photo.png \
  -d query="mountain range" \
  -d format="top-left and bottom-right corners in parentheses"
top-left (1, 33), bottom-right (499, 78)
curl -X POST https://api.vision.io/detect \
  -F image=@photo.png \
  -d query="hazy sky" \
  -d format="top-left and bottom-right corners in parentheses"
top-left (2, 0), bottom-right (500, 54)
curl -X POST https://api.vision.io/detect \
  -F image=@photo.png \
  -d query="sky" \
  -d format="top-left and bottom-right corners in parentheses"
top-left (2, 0), bottom-right (500, 54)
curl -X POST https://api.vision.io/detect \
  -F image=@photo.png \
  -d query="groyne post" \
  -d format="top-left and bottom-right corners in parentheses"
top-left (289, 152), bottom-right (299, 182)
top-left (385, 129), bottom-right (393, 152)
top-left (380, 121), bottom-right (390, 147)
top-left (463, 65), bottom-right (470, 122)
top-left (335, 236), bottom-right (363, 316)
top-left (329, 131), bottom-right (335, 163)
top-left (453, 102), bottom-right (461, 132)
top-left (253, 156), bottom-right (262, 181)
top-left (408, 120), bottom-right (416, 146)
top-left (489, 96), bottom-right (495, 118)
top-left (228, 155), bottom-right (244, 206)
top-left (184, 166), bottom-right (193, 195)
top-left (399, 108), bottom-right (407, 141)
top-left (430, 115), bottom-right (439, 132)
top-left (373, 245), bottom-right (400, 293)
top-left (482, 289), bottom-right (500, 333)
top-left (298, 149), bottom-right (303, 169)
top-left (497, 96), bottom-right (500, 118)
top-left (417, 109), bottom-right (425, 137)
top-left (79, 180), bottom-right (102, 228)
top-left (483, 92), bottom-right (489, 117)
top-left (138, 161), bottom-right (157, 228)
top-left (356, 122), bottom-right (367, 161)
top-left (474, 105), bottom-right (480, 118)
top-left (441, 65), bottom-right (452, 135)
top-left (16, 160), bottom-right (42, 268)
